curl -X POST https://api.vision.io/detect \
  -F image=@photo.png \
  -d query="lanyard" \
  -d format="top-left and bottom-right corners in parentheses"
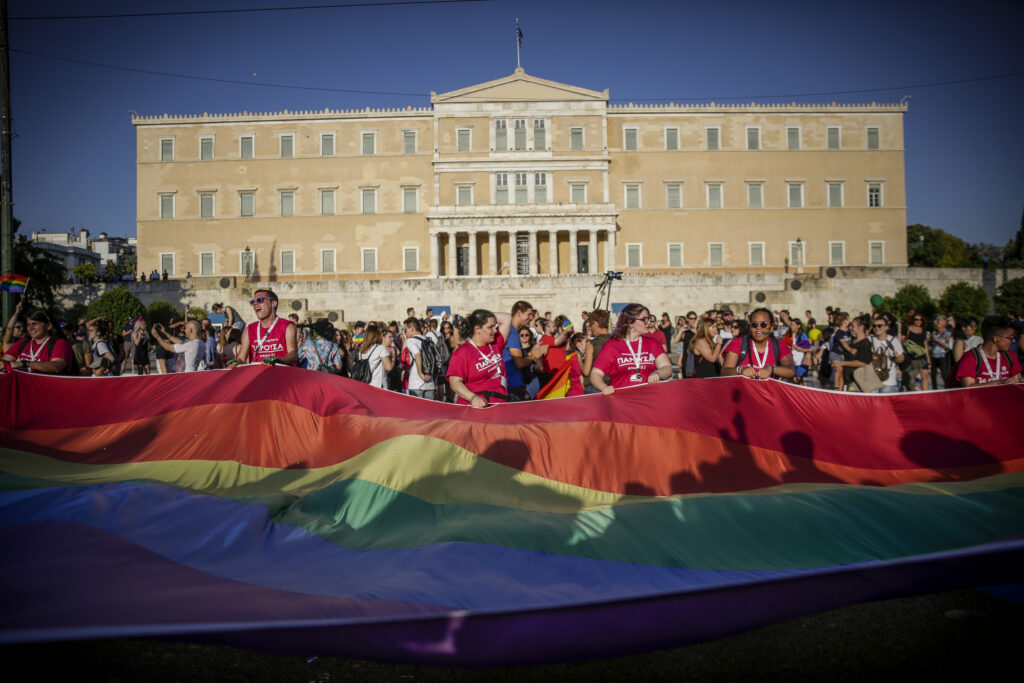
top-left (25, 337), bottom-right (49, 362)
top-left (624, 337), bottom-right (643, 369)
top-left (472, 341), bottom-right (498, 368)
top-left (253, 317), bottom-right (279, 354)
top-left (979, 352), bottom-right (1002, 381)
top-left (750, 339), bottom-right (770, 368)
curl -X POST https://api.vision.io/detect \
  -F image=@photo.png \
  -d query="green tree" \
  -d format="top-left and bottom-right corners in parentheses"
top-left (937, 282), bottom-right (989, 320)
top-left (84, 286), bottom-right (146, 331)
top-left (877, 284), bottom-right (936, 321)
top-left (146, 300), bottom-right (179, 328)
top-left (11, 233), bottom-right (67, 312)
top-left (72, 262), bottom-right (96, 282)
top-left (994, 277), bottom-right (1024, 315)
top-left (906, 224), bottom-right (983, 268)
top-left (187, 306), bottom-right (208, 321)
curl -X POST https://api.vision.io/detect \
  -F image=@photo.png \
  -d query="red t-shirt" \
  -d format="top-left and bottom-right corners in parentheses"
top-left (644, 330), bottom-right (667, 347)
top-left (954, 349), bottom-right (1022, 384)
top-left (538, 334), bottom-right (569, 374)
top-left (446, 331), bottom-right (508, 404)
top-left (7, 336), bottom-right (73, 373)
top-left (724, 336), bottom-right (793, 368)
top-left (246, 317), bottom-right (297, 366)
top-left (593, 336), bottom-right (666, 388)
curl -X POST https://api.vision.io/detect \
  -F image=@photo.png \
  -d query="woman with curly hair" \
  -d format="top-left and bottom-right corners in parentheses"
top-left (590, 303), bottom-right (672, 395)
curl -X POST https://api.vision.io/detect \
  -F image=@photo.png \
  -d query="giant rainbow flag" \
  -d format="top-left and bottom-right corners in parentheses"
top-left (1, 367), bottom-right (1023, 665)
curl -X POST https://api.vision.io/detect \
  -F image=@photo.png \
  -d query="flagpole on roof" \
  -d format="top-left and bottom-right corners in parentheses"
top-left (515, 18), bottom-right (522, 70)
top-left (1, 0), bottom-right (15, 323)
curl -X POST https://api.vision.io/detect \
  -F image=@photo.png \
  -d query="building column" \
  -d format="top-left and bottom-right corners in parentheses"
top-left (429, 232), bottom-right (439, 277)
top-left (527, 230), bottom-right (538, 276)
top-left (548, 230), bottom-right (558, 275)
top-left (588, 230), bottom-right (598, 275)
top-left (508, 231), bottom-right (519, 276)
top-left (606, 229), bottom-right (616, 270)
top-left (488, 231), bottom-right (497, 275)
top-left (569, 230), bottom-right (579, 274)
top-left (468, 231), bottom-right (477, 276)
top-left (447, 231), bottom-right (457, 278)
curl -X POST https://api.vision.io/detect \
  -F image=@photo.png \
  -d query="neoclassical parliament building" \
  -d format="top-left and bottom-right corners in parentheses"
top-left (134, 69), bottom-right (907, 281)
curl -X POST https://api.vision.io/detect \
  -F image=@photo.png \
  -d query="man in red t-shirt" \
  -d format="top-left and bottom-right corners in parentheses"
top-left (1, 309), bottom-right (72, 375)
top-left (233, 289), bottom-right (298, 366)
top-left (955, 315), bottom-right (1022, 386)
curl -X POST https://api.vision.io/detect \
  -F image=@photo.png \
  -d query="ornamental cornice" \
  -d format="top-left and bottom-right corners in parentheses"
top-left (428, 213), bottom-right (618, 233)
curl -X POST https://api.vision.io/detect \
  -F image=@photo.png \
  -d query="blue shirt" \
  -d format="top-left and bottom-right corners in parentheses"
top-left (502, 327), bottom-right (525, 389)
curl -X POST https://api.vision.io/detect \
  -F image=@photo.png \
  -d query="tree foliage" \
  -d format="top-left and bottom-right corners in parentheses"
top-left (84, 286), bottom-right (146, 331)
top-left (146, 300), bottom-right (179, 328)
top-left (937, 282), bottom-right (990, 321)
top-left (877, 284), bottom-right (936, 321)
top-left (187, 306), bottom-right (208, 321)
top-left (994, 277), bottom-right (1024, 315)
top-left (72, 262), bottom-right (96, 282)
top-left (12, 234), bottom-right (66, 312)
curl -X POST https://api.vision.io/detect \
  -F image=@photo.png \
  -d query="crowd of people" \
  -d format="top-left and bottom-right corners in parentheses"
top-left (3, 292), bottom-right (1021, 403)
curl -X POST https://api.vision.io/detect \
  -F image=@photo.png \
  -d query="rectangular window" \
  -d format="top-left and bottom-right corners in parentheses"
top-left (870, 241), bottom-right (884, 265)
top-left (788, 183), bottom-right (803, 208)
top-left (514, 119), bottom-right (527, 150)
top-left (495, 119), bottom-right (507, 150)
top-left (570, 183), bottom-right (586, 203)
top-left (787, 127), bottom-right (800, 150)
top-left (403, 187), bottom-right (417, 213)
top-left (626, 243), bottom-right (642, 268)
top-left (240, 136), bottom-right (254, 160)
top-left (280, 135), bottom-right (293, 158)
top-left (159, 194), bottom-right (174, 219)
top-left (321, 249), bottom-right (335, 273)
top-left (495, 173), bottom-right (509, 204)
top-left (827, 126), bottom-right (841, 150)
top-left (828, 182), bottom-right (843, 208)
top-left (320, 189), bottom-right (335, 216)
top-left (280, 250), bottom-right (295, 274)
top-left (707, 183), bottom-right (722, 209)
top-left (749, 242), bottom-right (764, 267)
top-left (240, 250), bottom-right (254, 276)
top-left (706, 127), bottom-right (720, 150)
top-left (709, 243), bottom-right (724, 267)
top-left (200, 136), bottom-right (214, 160)
top-left (200, 252), bottom-right (214, 275)
top-left (665, 127), bottom-right (679, 151)
top-left (403, 130), bottom-right (416, 154)
top-left (240, 192), bottom-right (254, 217)
top-left (830, 242), bottom-right (845, 266)
top-left (747, 183), bottom-right (763, 209)
top-left (746, 127), bottom-right (760, 150)
top-left (625, 184), bottom-right (640, 209)
top-left (361, 188), bottom-right (376, 214)
top-left (624, 127), bottom-right (638, 151)
top-left (790, 242), bottom-right (804, 266)
top-left (534, 173), bottom-right (547, 203)
top-left (457, 128), bottom-right (471, 152)
top-left (160, 138), bottom-right (173, 162)
top-left (362, 132), bottom-right (376, 156)
top-left (160, 253), bottom-right (174, 276)
top-left (533, 119), bottom-right (546, 150)
top-left (668, 243), bottom-right (683, 267)
top-left (570, 126), bottom-right (583, 151)
top-left (515, 173), bottom-right (528, 203)
top-left (867, 127), bottom-right (880, 150)
top-left (280, 191), bottom-right (294, 217)
top-left (321, 133), bottom-right (334, 157)
top-left (199, 192), bottom-right (214, 218)
top-left (868, 182), bottom-right (882, 207)
top-left (666, 183), bottom-right (682, 209)
top-left (362, 249), bottom-right (377, 273)
top-left (457, 185), bottom-right (473, 205)
top-left (403, 247), bottom-right (418, 272)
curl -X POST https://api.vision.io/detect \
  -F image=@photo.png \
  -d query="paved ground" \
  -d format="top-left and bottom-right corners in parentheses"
top-left (5, 589), bottom-right (1019, 682)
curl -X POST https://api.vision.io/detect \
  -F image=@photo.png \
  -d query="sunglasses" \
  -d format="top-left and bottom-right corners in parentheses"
top-left (873, 323), bottom-right (887, 329)
top-left (250, 297), bottom-right (271, 305)
top-left (750, 321), bottom-right (772, 329)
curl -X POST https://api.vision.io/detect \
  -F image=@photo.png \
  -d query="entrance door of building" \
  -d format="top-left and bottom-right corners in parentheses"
top-left (457, 246), bottom-right (469, 276)
top-left (516, 234), bottom-right (529, 275)
top-left (577, 244), bottom-right (590, 274)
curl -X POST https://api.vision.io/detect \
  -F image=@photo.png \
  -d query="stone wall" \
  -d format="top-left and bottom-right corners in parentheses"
top-left (56, 266), bottom-right (1023, 325)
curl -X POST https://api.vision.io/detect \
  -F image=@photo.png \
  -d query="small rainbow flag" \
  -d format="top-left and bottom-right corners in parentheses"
top-left (0, 273), bottom-right (28, 293)
top-left (537, 353), bottom-right (574, 399)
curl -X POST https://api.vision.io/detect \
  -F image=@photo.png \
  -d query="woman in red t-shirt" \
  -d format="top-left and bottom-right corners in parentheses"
top-left (590, 303), bottom-right (673, 395)
top-left (446, 308), bottom-right (513, 408)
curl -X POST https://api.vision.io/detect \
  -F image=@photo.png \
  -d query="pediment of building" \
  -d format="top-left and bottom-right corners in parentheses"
top-left (432, 68), bottom-right (608, 104)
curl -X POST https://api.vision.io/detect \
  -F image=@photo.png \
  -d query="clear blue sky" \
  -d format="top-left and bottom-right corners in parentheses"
top-left (8, 0), bottom-right (1023, 246)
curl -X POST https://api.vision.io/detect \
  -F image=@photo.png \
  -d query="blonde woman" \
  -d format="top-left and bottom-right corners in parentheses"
top-left (687, 318), bottom-right (722, 378)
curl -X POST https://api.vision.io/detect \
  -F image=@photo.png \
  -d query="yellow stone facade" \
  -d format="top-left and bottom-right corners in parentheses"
top-left (134, 69), bottom-right (907, 280)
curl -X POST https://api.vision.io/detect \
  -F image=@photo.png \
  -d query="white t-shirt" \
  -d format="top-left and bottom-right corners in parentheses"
top-left (405, 336), bottom-right (436, 391)
top-left (361, 344), bottom-right (389, 388)
top-left (173, 339), bottom-right (204, 372)
top-left (870, 335), bottom-right (904, 386)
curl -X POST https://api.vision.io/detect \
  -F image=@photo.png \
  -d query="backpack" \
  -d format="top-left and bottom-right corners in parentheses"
top-left (948, 347), bottom-right (1014, 388)
top-left (10, 336), bottom-right (76, 376)
top-left (736, 335), bottom-right (781, 368)
top-left (683, 350), bottom-right (697, 378)
top-left (870, 339), bottom-right (895, 382)
top-left (351, 345), bottom-right (382, 384)
top-left (415, 335), bottom-right (444, 377)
